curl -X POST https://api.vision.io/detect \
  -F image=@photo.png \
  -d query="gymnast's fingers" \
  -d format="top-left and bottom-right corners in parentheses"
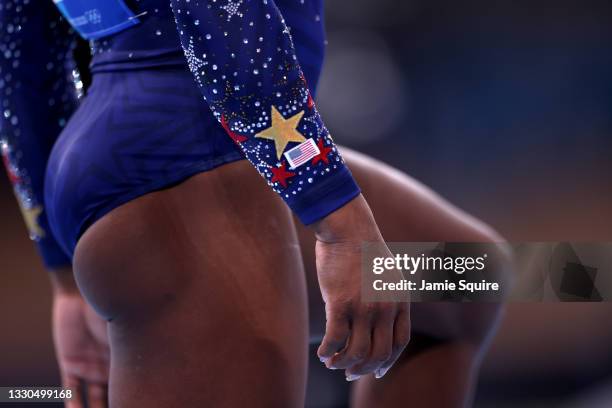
top-left (327, 314), bottom-right (372, 379)
top-left (377, 304), bottom-right (411, 378)
top-left (86, 382), bottom-right (108, 408)
top-left (62, 375), bottom-right (84, 408)
top-left (318, 302), bottom-right (350, 362)
top-left (346, 304), bottom-right (395, 377)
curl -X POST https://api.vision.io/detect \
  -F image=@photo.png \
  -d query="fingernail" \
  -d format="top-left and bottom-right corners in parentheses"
top-left (346, 374), bottom-right (361, 382)
top-left (375, 368), bottom-right (389, 379)
top-left (319, 356), bottom-right (329, 363)
top-left (324, 361), bottom-right (338, 370)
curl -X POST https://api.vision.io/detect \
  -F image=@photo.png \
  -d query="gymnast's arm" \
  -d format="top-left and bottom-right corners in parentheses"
top-left (0, 1), bottom-right (79, 273)
top-left (170, 0), bottom-right (361, 223)
top-left (170, 0), bottom-right (411, 379)
top-left (0, 5), bottom-right (110, 402)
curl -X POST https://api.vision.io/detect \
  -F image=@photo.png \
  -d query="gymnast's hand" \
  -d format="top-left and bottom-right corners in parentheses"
top-left (313, 195), bottom-right (411, 381)
top-left (50, 268), bottom-right (110, 408)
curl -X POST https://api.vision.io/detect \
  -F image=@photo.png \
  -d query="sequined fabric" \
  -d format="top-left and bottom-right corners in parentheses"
top-left (170, 0), bottom-right (360, 223)
top-left (0, 0), bottom-right (78, 267)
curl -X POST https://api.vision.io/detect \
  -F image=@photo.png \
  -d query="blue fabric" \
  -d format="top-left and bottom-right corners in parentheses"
top-left (45, 68), bottom-right (245, 255)
top-left (1, 0), bottom-right (360, 265)
top-left (170, 0), bottom-right (360, 224)
top-left (0, 0), bottom-right (77, 268)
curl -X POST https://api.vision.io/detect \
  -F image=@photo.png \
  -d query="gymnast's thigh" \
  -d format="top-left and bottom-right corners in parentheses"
top-left (73, 161), bottom-right (309, 407)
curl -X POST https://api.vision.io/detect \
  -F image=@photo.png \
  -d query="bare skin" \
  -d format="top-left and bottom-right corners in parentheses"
top-left (52, 148), bottom-right (508, 407)
top-left (50, 270), bottom-right (109, 408)
top-left (73, 159), bottom-right (311, 407)
top-left (300, 148), bottom-right (507, 407)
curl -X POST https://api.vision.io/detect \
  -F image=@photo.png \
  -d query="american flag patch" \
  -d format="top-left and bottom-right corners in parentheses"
top-left (284, 138), bottom-right (320, 169)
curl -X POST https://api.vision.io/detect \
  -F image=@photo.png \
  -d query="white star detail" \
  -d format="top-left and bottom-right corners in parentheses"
top-left (221, 0), bottom-right (244, 21)
top-left (183, 38), bottom-right (205, 71)
top-left (181, 37), bottom-right (207, 87)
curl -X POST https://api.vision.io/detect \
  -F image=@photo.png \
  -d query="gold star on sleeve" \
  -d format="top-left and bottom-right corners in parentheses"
top-left (17, 201), bottom-right (46, 240)
top-left (255, 106), bottom-right (306, 159)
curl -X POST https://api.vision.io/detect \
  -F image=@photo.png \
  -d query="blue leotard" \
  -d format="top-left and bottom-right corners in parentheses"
top-left (0, 0), bottom-right (360, 268)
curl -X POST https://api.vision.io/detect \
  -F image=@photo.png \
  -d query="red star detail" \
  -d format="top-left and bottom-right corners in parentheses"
top-left (221, 114), bottom-right (248, 144)
top-left (2, 151), bottom-right (21, 184)
top-left (270, 162), bottom-right (296, 188)
top-left (312, 138), bottom-right (333, 166)
top-left (300, 72), bottom-right (316, 109)
top-left (307, 93), bottom-right (315, 110)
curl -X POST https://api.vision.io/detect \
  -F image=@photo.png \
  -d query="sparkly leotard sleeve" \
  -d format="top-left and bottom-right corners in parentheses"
top-left (170, 0), bottom-right (361, 224)
top-left (0, 1), bottom-right (78, 268)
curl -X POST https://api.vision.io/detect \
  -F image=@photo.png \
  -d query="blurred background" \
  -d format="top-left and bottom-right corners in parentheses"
top-left (2, 0), bottom-right (612, 407)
